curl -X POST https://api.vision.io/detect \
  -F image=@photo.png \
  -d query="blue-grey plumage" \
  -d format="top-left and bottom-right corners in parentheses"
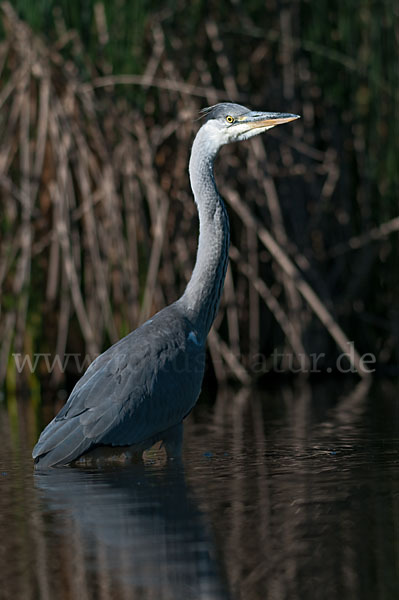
top-left (33, 306), bottom-right (205, 467)
top-left (33, 103), bottom-right (299, 468)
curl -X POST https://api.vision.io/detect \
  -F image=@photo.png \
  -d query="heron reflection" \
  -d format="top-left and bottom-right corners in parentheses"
top-left (34, 462), bottom-right (230, 600)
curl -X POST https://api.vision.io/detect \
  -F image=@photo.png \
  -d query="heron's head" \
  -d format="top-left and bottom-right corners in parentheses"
top-left (200, 102), bottom-right (300, 147)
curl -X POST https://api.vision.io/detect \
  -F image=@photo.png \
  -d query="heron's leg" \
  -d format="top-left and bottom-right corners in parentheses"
top-left (162, 422), bottom-right (183, 460)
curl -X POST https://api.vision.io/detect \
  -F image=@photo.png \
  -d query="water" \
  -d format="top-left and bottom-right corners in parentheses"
top-left (0, 379), bottom-right (398, 600)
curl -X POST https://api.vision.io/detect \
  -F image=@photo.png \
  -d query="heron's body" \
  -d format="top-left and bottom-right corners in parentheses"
top-left (33, 103), bottom-right (299, 468)
top-left (33, 304), bottom-right (205, 467)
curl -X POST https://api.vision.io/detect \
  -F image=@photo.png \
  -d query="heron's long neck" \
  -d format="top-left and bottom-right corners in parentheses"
top-left (180, 127), bottom-right (230, 339)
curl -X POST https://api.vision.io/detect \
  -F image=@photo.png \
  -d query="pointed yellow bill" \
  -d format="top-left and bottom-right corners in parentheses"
top-left (247, 114), bottom-right (300, 129)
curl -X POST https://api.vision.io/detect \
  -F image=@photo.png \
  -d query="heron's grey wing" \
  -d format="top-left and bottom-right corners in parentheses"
top-left (33, 344), bottom-right (152, 466)
top-left (33, 307), bottom-right (205, 467)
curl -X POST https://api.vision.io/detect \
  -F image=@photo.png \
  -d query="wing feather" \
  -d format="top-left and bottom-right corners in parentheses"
top-left (33, 305), bottom-right (205, 467)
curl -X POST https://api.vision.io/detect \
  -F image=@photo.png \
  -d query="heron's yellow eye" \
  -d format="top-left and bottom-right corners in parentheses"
top-left (226, 115), bottom-right (235, 123)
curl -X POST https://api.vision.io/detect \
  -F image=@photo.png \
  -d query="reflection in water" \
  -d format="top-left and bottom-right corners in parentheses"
top-left (184, 379), bottom-right (399, 600)
top-left (34, 463), bottom-right (230, 600)
top-left (0, 379), bottom-right (398, 600)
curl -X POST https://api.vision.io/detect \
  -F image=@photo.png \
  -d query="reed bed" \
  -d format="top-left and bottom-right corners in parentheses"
top-left (0, 3), bottom-right (397, 397)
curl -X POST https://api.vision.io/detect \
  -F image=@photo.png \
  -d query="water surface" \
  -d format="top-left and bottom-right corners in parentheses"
top-left (0, 379), bottom-right (398, 599)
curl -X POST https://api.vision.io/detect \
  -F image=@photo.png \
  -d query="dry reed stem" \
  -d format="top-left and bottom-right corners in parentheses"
top-left (205, 19), bottom-right (239, 99)
top-left (208, 329), bottom-right (251, 386)
top-left (250, 137), bottom-right (306, 359)
top-left (50, 184), bottom-right (98, 357)
top-left (229, 245), bottom-right (307, 360)
top-left (13, 74), bottom-right (31, 353)
top-left (50, 268), bottom-right (71, 386)
top-left (207, 331), bottom-right (228, 385)
top-left (121, 156), bottom-right (141, 325)
top-left (142, 22), bottom-right (166, 89)
top-left (226, 190), bottom-right (369, 376)
top-left (0, 39), bottom-right (9, 77)
top-left (139, 197), bottom-right (170, 323)
top-left (247, 224), bottom-right (260, 358)
top-left (223, 265), bottom-right (241, 359)
top-left (32, 76), bottom-right (50, 202)
top-left (0, 312), bottom-right (15, 383)
top-left (328, 216), bottom-right (399, 257)
top-left (80, 74), bottom-right (244, 101)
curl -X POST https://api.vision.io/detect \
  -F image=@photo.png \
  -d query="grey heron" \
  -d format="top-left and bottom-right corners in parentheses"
top-left (33, 103), bottom-right (299, 468)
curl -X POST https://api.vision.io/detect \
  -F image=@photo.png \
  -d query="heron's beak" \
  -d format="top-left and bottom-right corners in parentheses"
top-left (244, 112), bottom-right (300, 130)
